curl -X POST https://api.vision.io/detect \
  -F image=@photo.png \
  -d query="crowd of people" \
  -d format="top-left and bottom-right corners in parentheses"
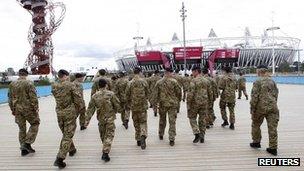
top-left (7, 65), bottom-right (279, 169)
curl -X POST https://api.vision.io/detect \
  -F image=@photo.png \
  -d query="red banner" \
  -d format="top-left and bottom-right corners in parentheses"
top-left (173, 47), bottom-right (203, 60)
top-left (213, 49), bottom-right (239, 59)
top-left (135, 51), bottom-right (163, 62)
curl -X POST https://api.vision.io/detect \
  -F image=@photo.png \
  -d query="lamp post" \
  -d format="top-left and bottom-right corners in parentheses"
top-left (266, 26), bottom-right (280, 75)
top-left (180, 2), bottom-right (187, 74)
top-left (133, 36), bottom-right (144, 51)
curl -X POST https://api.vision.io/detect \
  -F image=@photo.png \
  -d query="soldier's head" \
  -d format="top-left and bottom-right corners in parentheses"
top-left (98, 69), bottom-right (107, 76)
top-left (174, 69), bottom-right (180, 74)
top-left (58, 69), bottom-right (69, 81)
top-left (191, 66), bottom-right (201, 77)
top-left (164, 67), bottom-right (173, 77)
top-left (18, 68), bottom-right (29, 78)
top-left (202, 67), bottom-right (209, 75)
top-left (239, 72), bottom-right (243, 76)
top-left (223, 66), bottom-right (232, 74)
top-left (133, 67), bottom-right (142, 75)
top-left (75, 73), bottom-right (85, 82)
top-left (154, 70), bottom-right (160, 75)
top-left (257, 65), bottom-right (268, 76)
top-left (118, 72), bottom-right (125, 78)
top-left (98, 78), bottom-right (107, 89)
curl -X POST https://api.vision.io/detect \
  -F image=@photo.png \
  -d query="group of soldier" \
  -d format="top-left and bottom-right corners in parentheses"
top-left (7, 64), bottom-right (279, 169)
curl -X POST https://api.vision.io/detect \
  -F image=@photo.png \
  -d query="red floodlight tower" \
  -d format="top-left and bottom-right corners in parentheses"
top-left (17, 0), bottom-right (66, 75)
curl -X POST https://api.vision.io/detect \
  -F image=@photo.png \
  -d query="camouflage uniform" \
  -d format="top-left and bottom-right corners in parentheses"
top-left (125, 75), bottom-right (149, 141)
top-left (250, 76), bottom-right (279, 149)
top-left (73, 79), bottom-right (86, 127)
top-left (182, 76), bottom-right (191, 101)
top-left (187, 75), bottom-right (212, 136)
top-left (52, 80), bottom-right (84, 159)
top-left (147, 75), bottom-right (162, 114)
top-left (152, 76), bottom-right (182, 141)
top-left (204, 76), bottom-right (218, 125)
top-left (218, 73), bottom-right (237, 124)
top-left (173, 74), bottom-right (184, 112)
top-left (8, 78), bottom-right (40, 147)
top-left (86, 88), bottom-right (120, 153)
top-left (91, 76), bottom-right (113, 96)
top-left (237, 76), bottom-right (248, 99)
top-left (114, 77), bottom-right (130, 123)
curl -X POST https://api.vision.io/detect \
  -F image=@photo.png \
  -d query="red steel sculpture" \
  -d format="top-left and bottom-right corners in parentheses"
top-left (17, 0), bottom-right (66, 75)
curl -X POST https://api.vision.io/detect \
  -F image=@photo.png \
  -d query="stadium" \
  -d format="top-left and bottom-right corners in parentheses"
top-left (115, 28), bottom-right (301, 72)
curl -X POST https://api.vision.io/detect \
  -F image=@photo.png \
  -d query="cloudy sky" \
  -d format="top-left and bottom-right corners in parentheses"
top-left (0, 0), bottom-right (303, 72)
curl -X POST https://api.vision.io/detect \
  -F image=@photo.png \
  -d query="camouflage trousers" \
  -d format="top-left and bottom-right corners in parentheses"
top-left (220, 100), bottom-right (235, 124)
top-left (251, 112), bottom-right (279, 149)
top-left (238, 88), bottom-right (248, 98)
top-left (152, 103), bottom-right (158, 114)
top-left (158, 106), bottom-right (177, 141)
top-left (188, 106), bottom-right (207, 135)
top-left (56, 115), bottom-right (77, 159)
top-left (98, 119), bottom-right (116, 153)
top-left (15, 112), bottom-right (40, 147)
top-left (78, 112), bottom-right (86, 127)
top-left (120, 103), bottom-right (130, 123)
top-left (132, 110), bottom-right (148, 140)
top-left (206, 102), bottom-right (216, 125)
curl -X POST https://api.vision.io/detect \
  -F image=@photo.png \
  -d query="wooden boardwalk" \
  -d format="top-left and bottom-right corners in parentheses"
top-left (0, 83), bottom-right (303, 170)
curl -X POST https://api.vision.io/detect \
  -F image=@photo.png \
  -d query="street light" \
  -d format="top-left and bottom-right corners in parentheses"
top-left (180, 2), bottom-right (187, 74)
top-left (266, 26), bottom-right (280, 75)
top-left (133, 36), bottom-right (144, 51)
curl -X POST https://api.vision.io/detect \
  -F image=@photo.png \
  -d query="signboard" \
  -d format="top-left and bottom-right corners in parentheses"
top-left (213, 49), bottom-right (239, 59)
top-left (173, 47), bottom-right (203, 60)
top-left (135, 51), bottom-right (163, 62)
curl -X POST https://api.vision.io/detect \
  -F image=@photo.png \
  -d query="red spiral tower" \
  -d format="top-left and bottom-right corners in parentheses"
top-left (17, 0), bottom-right (65, 75)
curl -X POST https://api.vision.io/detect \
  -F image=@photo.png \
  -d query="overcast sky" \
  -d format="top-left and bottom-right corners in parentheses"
top-left (0, 0), bottom-right (303, 72)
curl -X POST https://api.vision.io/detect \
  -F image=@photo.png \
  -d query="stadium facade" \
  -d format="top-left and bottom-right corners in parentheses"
top-left (115, 28), bottom-right (301, 71)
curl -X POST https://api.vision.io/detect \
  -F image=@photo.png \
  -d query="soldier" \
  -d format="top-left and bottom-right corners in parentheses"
top-left (52, 70), bottom-right (84, 169)
top-left (91, 69), bottom-right (112, 96)
top-left (8, 69), bottom-right (40, 156)
top-left (125, 67), bottom-right (149, 150)
top-left (173, 69), bottom-right (184, 113)
top-left (147, 70), bottom-right (162, 117)
top-left (237, 72), bottom-right (248, 100)
top-left (114, 72), bottom-right (130, 129)
top-left (86, 79), bottom-right (120, 162)
top-left (202, 68), bottom-right (218, 128)
top-left (73, 73), bottom-right (86, 130)
top-left (152, 68), bottom-right (182, 146)
top-left (187, 66), bottom-right (212, 143)
top-left (182, 74), bottom-right (191, 102)
top-left (218, 66), bottom-right (237, 130)
top-left (250, 65), bottom-right (279, 156)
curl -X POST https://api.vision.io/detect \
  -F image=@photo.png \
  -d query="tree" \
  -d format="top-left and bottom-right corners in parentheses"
top-left (278, 61), bottom-right (292, 73)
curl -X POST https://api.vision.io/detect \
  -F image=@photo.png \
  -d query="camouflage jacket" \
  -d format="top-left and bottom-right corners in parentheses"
top-left (86, 89), bottom-right (120, 122)
top-left (237, 76), bottom-right (246, 89)
top-left (187, 75), bottom-right (213, 109)
top-left (51, 80), bottom-right (84, 117)
top-left (114, 77), bottom-right (129, 103)
top-left (183, 76), bottom-right (191, 92)
top-left (8, 78), bottom-right (38, 113)
top-left (173, 74), bottom-right (184, 88)
top-left (205, 76), bottom-right (219, 101)
top-left (218, 73), bottom-right (237, 103)
top-left (91, 76), bottom-right (113, 96)
top-left (125, 75), bottom-right (149, 111)
top-left (250, 76), bottom-right (279, 115)
top-left (73, 80), bottom-right (86, 113)
top-left (152, 76), bottom-right (182, 108)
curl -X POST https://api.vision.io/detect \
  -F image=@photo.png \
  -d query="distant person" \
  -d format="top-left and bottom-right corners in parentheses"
top-left (218, 66), bottom-right (237, 130)
top-left (187, 66), bottom-right (212, 143)
top-left (250, 65), bottom-right (279, 156)
top-left (125, 67), bottom-right (149, 150)
top-left (73, 73), bottom-right (86, 130)
top-left (52, 69), bottom-right (84, 169)
top-left (91, 69), bottom-right (113, 96)
top-left (147, 70), bottom-right (162, 117)
top-left (8, 68), bottom-right (40, 156)
top-left (152, 68), bottom-right (181, 146)
top-left (86, 79), bottom-right (120, 162)
top-left (237, 72), bottom-right (248, 100)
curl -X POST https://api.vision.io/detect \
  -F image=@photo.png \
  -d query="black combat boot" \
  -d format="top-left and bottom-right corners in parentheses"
top-left (69, 149), bottom-right (77, 156)
top-left (154, 112), bottom-right (157, 117)
top-left (23, 143), bottom-right (35, 153)
top-left (266, 148), bottom-right (277, 156)
top-left (101, 153), bottom-right (110, 162)
top-left (229, 123), bottom-right (235, 130)
top-left (245, 95), bottom-right (249, 100)
top-left (238, 97), bottom-right (241, 99)
top-left (136, 141), bottom-right (141, 146)
top-left (80, 126), bottom-right (87, 130)
top-left (169, 140), bottom-right (175, 146)
top-left (199, 133), bottom-right (205, 143)
top-left (123, 120), bottom-right (128, 129)
top-left (21, 149), bottom-right (29, 156)
top-left (250, 142), bottom-right (261, 148)
top-left (206, 125), bottom-right (210, 129)
top-left (193, 133), bottom-right (200, 143)
top-left (221, 120), bottom-right (229, 127)
top-left (140, 135), bottom-right (146, 150)
top-left (159, 135), bottom-right (163, 140)
top-left (54, 157), bottom-right (66, 169)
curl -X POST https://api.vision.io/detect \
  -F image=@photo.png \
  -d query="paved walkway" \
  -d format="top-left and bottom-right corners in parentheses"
top-left (0, 83), bottom-right (303, 170)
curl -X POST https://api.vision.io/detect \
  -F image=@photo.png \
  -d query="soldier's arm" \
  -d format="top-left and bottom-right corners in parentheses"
top-left (8, 83), bottom-right (15, 114)
top-left (207, 83), bottom-right (213, 103)
top-left (186, 82), bottom-right (195, 108)
top-left (250, 81), bottom-right (260, 114)
top-left (107, 79), bottom-right (113, 91)
top-left (125, 82), bottom-right (131, 108)
top-left (91, 81), bottom-right (97, 96)
top-left (111, 94), bottom-right (121, 113)
top-left (85, 97), bottom-right (96, 126)
top-left (143, 80), bottom-right (149, 100)
top-left (151, 82), bottom-right (159, 105)
top-left (71, 83), bottom-right (85, 112)
top-left (176, 82), bottom-right (182, 102)
top-left (28, 82), bottom-right (39, 112)
top-left (273, 81), bottom-right (279, 101)
top-left (218, 78), bottom-right (225, 90)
